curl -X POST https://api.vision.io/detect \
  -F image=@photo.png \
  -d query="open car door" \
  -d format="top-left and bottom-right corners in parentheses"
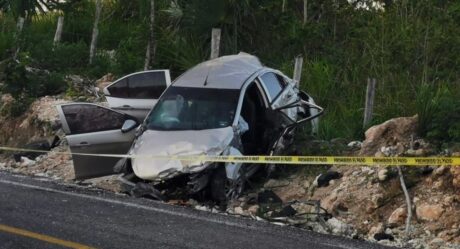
top-left (259, 72), bottom-right (322, 129)
top-left (258, 72), bottom-right (323, 155)
top-left (57, 103), bottom-right (139, 179)
top-left (103, 70), bottom-right (172, 121)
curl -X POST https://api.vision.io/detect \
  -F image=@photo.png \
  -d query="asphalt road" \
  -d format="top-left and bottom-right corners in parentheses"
top-left (0, 171), bottom-right (391, 249)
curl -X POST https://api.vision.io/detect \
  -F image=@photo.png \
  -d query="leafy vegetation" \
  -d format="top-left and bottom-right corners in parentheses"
top-left (0, 0), bottom-right (459, 141)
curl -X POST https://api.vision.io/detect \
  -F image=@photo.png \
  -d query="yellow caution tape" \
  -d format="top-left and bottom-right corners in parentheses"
top-left (1, 146), bottom-right (459, 166)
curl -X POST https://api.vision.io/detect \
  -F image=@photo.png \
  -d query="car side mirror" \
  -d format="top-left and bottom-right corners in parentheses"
top-left (121, 119), bottom-right (138, 133)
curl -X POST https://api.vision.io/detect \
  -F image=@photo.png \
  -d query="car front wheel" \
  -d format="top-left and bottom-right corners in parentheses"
top-left (210, 165), bottom-right (245, 204)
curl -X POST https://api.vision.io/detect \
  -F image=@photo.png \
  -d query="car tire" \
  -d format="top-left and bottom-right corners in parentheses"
top-left (210, 165), bottom-right (245, 204)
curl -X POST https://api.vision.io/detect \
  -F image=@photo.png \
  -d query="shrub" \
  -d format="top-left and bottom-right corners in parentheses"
top-left (2, 55), bottom-right (66, 99)
top-left (416, 84), bottom-right (460, 142)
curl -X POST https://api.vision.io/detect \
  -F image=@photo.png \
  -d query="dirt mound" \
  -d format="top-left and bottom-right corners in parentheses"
top-left (0, 95), bottom-right (69, 146)
top-left (360, 115), bottom-right (418, 156)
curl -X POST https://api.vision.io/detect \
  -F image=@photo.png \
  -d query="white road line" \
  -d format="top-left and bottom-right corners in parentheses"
top-left (0, 178), bottom-right (251, 229)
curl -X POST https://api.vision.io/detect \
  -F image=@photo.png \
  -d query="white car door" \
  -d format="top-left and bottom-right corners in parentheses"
top-left (103, 70), bottom-right (171, 121)
top-left (57, 103), bottom-right (139, 179)
top-left (259, 71), bottom-right (320, 133)
top-left (258, 72), bottom-right (298, 123)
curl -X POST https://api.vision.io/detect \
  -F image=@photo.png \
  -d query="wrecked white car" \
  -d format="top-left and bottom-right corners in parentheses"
top-left (57, 53), bottom-right (323, 202)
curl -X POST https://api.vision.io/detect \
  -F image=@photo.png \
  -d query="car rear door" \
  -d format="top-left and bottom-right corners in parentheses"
top-left (104, 70), bottom-right (171, 121)
top-left (57, 103), bottom-right (139, 179)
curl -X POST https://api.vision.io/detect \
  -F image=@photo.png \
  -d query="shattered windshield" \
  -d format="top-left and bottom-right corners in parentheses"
top-left (146, 86), bottom-right (240, 130)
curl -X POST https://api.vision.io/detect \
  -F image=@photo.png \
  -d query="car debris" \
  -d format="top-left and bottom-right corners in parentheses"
top-left (56, 52), bottom-right (324, 204)
top-left (316, 171), bottom-right (342, 187)
top-left (13, 136), bottom-right (61, 162)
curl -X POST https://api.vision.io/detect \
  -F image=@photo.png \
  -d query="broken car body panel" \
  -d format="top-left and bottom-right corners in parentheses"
top-left (131, 127), bottom-right (234, 180)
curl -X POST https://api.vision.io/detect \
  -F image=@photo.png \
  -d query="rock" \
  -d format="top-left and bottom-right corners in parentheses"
top-left (433, 179), bottom-right (444, 189)
top-left (388, 207), bottom-right (407, 227)
top-left (327, 218), bottom-right (354, 236)
top-left (416, 204), bottom-right (444, 221)
top-left (347, 141), bottom-right (362, 149)
top-left (405, 148), bottom-right (427, 156)
top-left (316, 171), bottom-right (342, 187)
top-left (321, 191), bottom-right (338, 213)
top-left (233, 206), bottom-right (244, 215)
top-left (370, 194), bottom-right (384, 209)
top-left (433, 166), bottom-right (448, 176)
top-left (430, 238), bottom-right (444, 246)
top-left (195, 205), bottom-right (210, 212)
top-left (1, 94), bottom-right (14, 104)
top-left (263, 179), bottom-right (289, 188)
top-left (360, 115), bottom-right (418, 156)
top-left (247, 205), bottom-right (259, 215)
top-left (20, 156), bottom-right (35, 166)
top-left (368, 223), bottom-right (384, 236)
top-left (188, 199), bottom-right (199, 206)
top-left (451, 166), bottom-right (460, 188)
top-left (378, 168), bottom-right (388, 181)
top-left (302, 180), bottom-right (311, 189)
top-left (374, 232), bottom-right (394, 241)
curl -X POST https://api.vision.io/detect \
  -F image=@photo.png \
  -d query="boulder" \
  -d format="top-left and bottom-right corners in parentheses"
top-left (416, 204), bottom-right (444, 221)
top-left (360, 115), bottom-right (418, 156)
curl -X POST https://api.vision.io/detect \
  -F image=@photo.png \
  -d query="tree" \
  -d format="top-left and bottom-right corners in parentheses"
top-left (89, 0), bottom-right (102, 64)
top-left (0, 0), bottom-right (78, 18)
top-left (144, 0), bottom-right (155, 70)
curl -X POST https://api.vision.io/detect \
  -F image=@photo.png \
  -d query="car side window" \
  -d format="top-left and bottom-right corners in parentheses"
top-left (107, 78), bottom-right (129, 98)
top-left (107, 72), bottom-right (168, 99)
top-left (260, 72), bottom-right (284, 102)
top-left (129, 71), bottom-right (167, 99)
top-left (62, 105), bottom-right (126, 135)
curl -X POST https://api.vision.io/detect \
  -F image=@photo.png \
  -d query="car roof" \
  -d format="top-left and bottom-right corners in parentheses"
top-left (172, 52), bottom-right (263, 90)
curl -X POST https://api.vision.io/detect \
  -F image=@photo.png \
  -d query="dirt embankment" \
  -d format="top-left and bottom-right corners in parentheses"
top-left (240, 115), bottom-right (460, 249)
top-left (0, 94), bottom-right (68, 146)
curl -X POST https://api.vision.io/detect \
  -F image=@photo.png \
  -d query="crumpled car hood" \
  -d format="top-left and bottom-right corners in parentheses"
top-left (131, 127), bottom-right (234, 180)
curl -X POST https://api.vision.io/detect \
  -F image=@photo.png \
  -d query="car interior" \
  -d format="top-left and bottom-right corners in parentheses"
top-left (240, 82), bottom-right (272, 155)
